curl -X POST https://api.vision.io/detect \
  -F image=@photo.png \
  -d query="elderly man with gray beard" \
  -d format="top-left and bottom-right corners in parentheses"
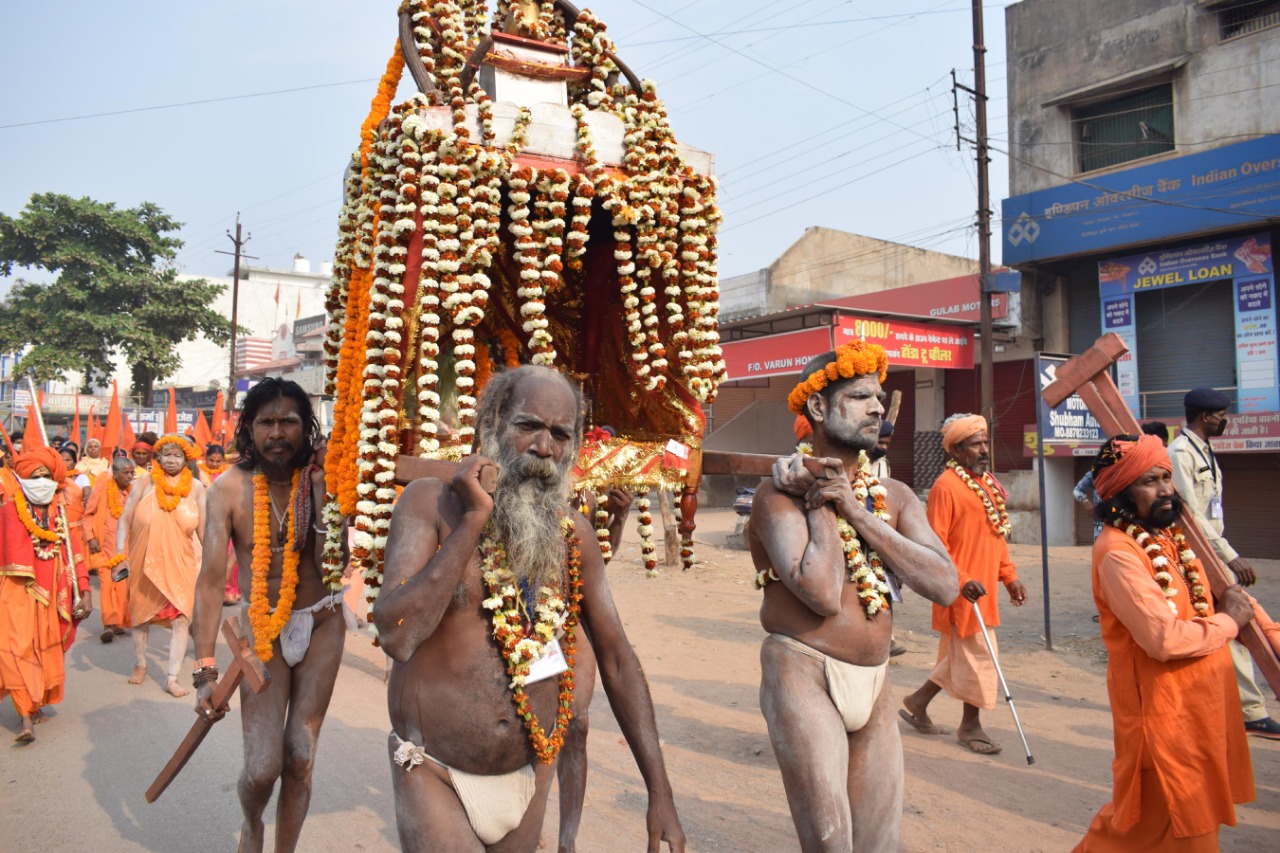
top-left (375, 366), bottom-right (686, 853)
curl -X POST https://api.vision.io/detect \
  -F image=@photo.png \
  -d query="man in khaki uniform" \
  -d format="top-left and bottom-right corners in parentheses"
top-left (1170, 386), bottom-right (1279, 739)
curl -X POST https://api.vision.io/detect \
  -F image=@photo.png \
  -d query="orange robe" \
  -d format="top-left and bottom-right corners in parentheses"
top-left (1075, 525), bottom-right (1254, 851)
top-left (0, 467), bottom-right (18, 504)
top-left (126, 483), bottom-right (202, 625)
top-left (926, 467), bottom-right (1016, 709)
top-left (85, 477), bottom-right (130, 629)
top-left (0, 495), bottom-right (88, 716)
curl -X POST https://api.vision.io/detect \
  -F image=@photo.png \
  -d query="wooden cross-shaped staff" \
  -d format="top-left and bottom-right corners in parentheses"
top-left (145, 616), bottom-right (271, 803)
top-left (1043, 332), bottom-right (1280, 699)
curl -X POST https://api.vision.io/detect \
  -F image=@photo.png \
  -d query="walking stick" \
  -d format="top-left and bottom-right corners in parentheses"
top-left (25, 378), bottom-right (81, 609)
top-left (971, 600), bottom-right (1035, 765)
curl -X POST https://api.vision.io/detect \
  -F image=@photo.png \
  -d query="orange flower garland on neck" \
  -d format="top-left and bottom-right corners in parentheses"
top-left (787, 341), bottom-right (889, 415)
top-left (151, 436), bottom-right (199, 512)
top-left (249, 470), bottom-right (301, 662)
top-left (107, 477), bottom-right (128, 519)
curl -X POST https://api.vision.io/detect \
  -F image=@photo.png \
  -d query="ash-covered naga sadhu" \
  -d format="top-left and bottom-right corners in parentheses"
top-left (320, 0), bottom-right (727, 611)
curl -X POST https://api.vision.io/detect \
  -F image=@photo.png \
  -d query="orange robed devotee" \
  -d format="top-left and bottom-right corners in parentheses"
top-left (118, 434), bottom-right (205, 697)
top-left (0, 447), bottom-right (91, 742)
top-left (85, 457), bottom-right (135, 641)
top-left (1074, 434), bottom-right (1255, 851)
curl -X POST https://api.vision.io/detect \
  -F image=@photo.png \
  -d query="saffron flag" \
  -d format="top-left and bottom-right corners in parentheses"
top-left (121, 412), bottom-right (136, 452)
top-left (103, 381), bottom-right (123, 454)
top-left (165, 388), bottom-right (178, 434)
top-left (194, 410), bottom-right (213, 450)
top-left (22, 404), bottom-right (45, 449)
top-left (211, 391), bottom-right (227, 444)
top-left (0, 421), bottom-right (16, 458)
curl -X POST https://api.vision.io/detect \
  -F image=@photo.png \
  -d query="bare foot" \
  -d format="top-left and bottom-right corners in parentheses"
top-left (900, 695), bottom-right (939, 735)
top-left (956, 723), bottom-right (1002, 755)
top-left (15, 717), bottom-right (34, 743)
top-left (165, 678), bottom-right (189, 698)
top-left (128, 665), bottom-right (147, 685)
top-left (32, 708), bottom-right (50, 724)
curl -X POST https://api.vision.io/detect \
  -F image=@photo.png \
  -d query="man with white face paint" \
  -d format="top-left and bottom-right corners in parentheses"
top-left (0, 446), bottom-right (91, 742)
top-left (116, 434), bottom-right (206, 698)
top-left (749, 341), bottom-right (959, 852)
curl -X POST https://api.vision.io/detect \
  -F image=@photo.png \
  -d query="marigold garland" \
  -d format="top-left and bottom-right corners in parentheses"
top-left (479, 516), bottom-right (583, 764)
top-left (1117, 521), bottom-right (1208, 617)
top-left (249, 470), bottom-right (301, 662)
top-left (636, 490), bottom-right (658, 577)
top-left (946, 460), bottom-right (1011, 538)
top-left (755, 450), bottom-right (892, 616)
top-left (106, 477), bottom-right (128, 519)
top-left (151, 462), bottom-right (194, 513)
top-left (14, 488), bottom-right (60, 554)
top-left (593, 489), bottom-right (612, 562)
top-left (786, 341), bottom-right (890, 415)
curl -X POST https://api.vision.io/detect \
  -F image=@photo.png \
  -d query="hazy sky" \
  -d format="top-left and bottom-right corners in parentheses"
top-left (0, 1), bottom-right (1010, 284)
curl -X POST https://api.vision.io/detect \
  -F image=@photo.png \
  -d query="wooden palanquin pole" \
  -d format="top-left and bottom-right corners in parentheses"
top-left (1042, 333), bottom-right (1280, 699)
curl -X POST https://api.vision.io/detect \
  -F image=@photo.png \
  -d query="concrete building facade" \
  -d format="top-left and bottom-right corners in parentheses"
top-left (1002, 0), bottom-right (1280, 556)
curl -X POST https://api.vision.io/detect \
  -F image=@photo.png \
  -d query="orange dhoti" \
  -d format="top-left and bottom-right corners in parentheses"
top-left (85, 475), bottom-right (130, 629)
top-left (929, 626), bottom-right (997, 710)
top-left (126, 490), bottom-right (201, 626)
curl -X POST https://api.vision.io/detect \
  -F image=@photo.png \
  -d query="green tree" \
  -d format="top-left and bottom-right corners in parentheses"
top-left (0, 193), bottom-right (234, 402)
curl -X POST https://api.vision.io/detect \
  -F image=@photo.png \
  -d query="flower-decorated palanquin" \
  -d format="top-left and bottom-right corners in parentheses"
top-left (320, 0), bottom-right (726, 607)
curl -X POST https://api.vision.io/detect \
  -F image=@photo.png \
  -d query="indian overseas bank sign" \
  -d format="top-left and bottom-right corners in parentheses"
top-left (1001, 135), bottom-right (1280, 265)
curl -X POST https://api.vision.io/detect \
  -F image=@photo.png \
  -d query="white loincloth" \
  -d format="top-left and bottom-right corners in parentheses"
top-left (770, 633), bottom-right (888, 732)
top-left (277, 587), bottom-right (360, 667)
top-left (391, 732), bottom-right (537, 845)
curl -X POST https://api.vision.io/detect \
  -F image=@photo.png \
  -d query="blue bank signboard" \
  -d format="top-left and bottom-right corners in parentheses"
top-left (1002, 135), bottom-right (1280, 265)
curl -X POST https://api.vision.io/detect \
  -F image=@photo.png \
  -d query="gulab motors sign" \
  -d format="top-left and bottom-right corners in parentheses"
top-left (836, 316), bottom-right (974, 370)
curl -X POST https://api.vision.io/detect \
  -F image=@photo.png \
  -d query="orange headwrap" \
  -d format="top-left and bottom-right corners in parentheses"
top-left (794, 414), bottom-right (813, 441)
top-left (1093, 434), bottom-right (1171, 502)
top-left (14, 446), bottom-right (68, 484)
top-left (787, 340), bottom-right (889, 415)
top-left (941, 414), bottom-right (988, 454)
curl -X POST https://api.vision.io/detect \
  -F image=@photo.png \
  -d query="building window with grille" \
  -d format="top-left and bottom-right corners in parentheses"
top-left (1219, 0), bottom-right (1280, 40)
top-left (1071, 84), bottom-right (1175, 173)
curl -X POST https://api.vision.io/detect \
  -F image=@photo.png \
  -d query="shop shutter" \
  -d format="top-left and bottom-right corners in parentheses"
top-left (706, 385), bottom-right (757, 432)
top-left (944, 358), bottom-right (1037, 472)
top-left (1067, 269), bottom-right (1102, 356)
top-left (882, 370), bottom-right (915, 488)
top-left (1219, 454), bottom-right (1278, 560)
top-left (1134, 279), bottom-right (1235, 420)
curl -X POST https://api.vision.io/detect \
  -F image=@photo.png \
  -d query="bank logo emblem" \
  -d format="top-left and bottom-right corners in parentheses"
top-left (1007, 212), bottom-right (1040, 246)
top-left (1138, 257), bottom-right (1157, 275)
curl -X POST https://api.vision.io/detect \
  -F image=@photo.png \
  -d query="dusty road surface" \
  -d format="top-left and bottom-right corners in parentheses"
top-left (3, 508), bottom-right (1278, 851)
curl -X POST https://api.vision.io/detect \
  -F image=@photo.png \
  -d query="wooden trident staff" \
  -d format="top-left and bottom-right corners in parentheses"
top-left (1042, 333), bottom-right (1280, 699)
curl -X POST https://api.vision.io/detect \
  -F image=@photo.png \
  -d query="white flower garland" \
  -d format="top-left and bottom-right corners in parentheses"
top-left (636, 491), bottom-right (658, 577)
top-left (946, 459), bottom-right (1011, 537)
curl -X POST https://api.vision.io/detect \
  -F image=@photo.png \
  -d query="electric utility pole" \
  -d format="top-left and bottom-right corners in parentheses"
top-left (215, 215), bottom-right (257, 411)
top-left (972, 0), bottom-right (995, 442)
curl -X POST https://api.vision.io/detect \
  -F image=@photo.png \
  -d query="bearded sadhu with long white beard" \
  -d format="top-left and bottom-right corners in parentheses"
top-left (375, 366), bottom-right (685, 852)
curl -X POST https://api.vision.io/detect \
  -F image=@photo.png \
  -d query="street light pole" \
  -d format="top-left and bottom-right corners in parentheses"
top-left (972, 0), bottom-right (995, 447)
top-left (216, 215), bottom-right (255, 412)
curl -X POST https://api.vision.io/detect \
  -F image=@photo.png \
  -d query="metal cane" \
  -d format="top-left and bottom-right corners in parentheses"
top-left (971, 600), bottom-right (1035, 765)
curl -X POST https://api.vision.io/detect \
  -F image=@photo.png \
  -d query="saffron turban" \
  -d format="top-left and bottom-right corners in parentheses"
top-left (794, 414), bottom-right (813, 441)
top-left (1093, 434), bottom-right (1171, 502)
top-left (14, 446), bottom-right (68, 484)
top-left (941, 414), bottom-right (987, 454)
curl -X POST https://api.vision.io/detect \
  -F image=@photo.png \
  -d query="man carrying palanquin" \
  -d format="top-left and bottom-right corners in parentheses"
top-left (0, 446), bottom-right (91, 742)
top-left (85, 457), bottom-right (135, 643)
top-left (749, 341), bottom-right (958, 853)
top-left (117, 433), bottom-right (205, 698)
top-left (1074, 433), bottom-right (1256, 851)
top-left (376, 365), bottom-right (686, 853)
top-left (193, 378), bottom-right (353, 853)
top-left (77, 437), bottom-right (109, 482)
top-left (900, 412), bottom-right (1028, 755)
